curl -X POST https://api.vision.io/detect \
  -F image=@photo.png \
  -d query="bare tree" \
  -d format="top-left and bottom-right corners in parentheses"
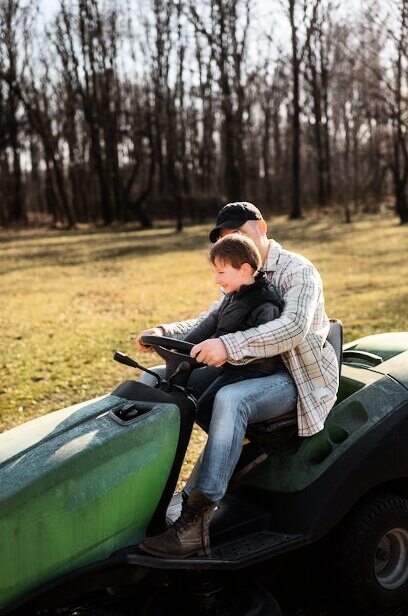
top-left (0, 0), bottom-right (26, 224)
top-left (304, 5), bottom-right (334, 208)
top-left (193, 20), bottom-right (217, 194)
top-left (189, 0), bottom-right (251, 201)
top-left (284, 0), bottom-right (322, 219)
top-left (389, 0), bottom-right (408, 223)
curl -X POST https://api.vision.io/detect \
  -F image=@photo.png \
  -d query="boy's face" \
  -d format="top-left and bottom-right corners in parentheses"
top-left (211, 258), bottom-right (253, 293)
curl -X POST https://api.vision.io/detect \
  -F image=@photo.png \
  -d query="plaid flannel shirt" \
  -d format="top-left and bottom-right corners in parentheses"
top-left (160, 240), bottom-right (339, 436)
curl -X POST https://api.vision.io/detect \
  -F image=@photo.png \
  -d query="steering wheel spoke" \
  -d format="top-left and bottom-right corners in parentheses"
top-left (139, 336), bottom-right (204, 388)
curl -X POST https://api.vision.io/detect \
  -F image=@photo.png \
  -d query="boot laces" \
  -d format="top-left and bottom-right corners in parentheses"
top-left (172, 501), bottom-right (203, 533)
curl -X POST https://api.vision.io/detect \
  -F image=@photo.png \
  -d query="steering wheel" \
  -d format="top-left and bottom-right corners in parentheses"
top-left (140, 335), bottom-right (196, 358)
top-left (140, 336), bottom-right (204, 386)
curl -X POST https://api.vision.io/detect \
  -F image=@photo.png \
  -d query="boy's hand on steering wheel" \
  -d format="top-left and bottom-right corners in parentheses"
top-left (191, 339), bottom-right (228, 367)
top-left (137, 327), bottom-right (164, 353)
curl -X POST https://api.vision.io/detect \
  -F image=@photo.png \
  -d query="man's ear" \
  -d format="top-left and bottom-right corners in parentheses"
top-left (258, 219), bottom-right (267, 236)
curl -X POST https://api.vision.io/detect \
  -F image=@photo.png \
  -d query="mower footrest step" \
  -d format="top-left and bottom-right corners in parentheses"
top-left (124, 531), bottom-right (304, 570)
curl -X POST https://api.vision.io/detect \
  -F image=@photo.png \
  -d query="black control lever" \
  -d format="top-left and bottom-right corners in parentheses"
top-left (165, 360), bottom-right (191, 390)
top-left (113, 351), bottom-right (162, 386)
top-left (163, 361), bottom-right (191, 391)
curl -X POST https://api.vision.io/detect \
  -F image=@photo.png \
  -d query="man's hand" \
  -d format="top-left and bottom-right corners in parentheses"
top-left (137, 327), bottom-right (163, 353)
top-left (191, 338), bottom-right (228, 367)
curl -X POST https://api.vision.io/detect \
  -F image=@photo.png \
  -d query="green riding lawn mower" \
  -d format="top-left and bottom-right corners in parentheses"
top-left (1, 324), bottom-right (408, 616)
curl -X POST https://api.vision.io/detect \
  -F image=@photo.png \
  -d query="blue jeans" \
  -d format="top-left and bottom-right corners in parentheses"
top-left (140, 366), bottom-right (298, 502)
top-left (195, 366), bottom-right (280, 432)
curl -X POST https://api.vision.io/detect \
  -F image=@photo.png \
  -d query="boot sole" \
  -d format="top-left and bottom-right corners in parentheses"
top-left (139, 543), bottom-right (208, 559)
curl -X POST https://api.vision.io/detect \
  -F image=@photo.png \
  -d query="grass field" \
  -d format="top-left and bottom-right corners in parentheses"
top-left (1, 212), bottom-right (407, 482)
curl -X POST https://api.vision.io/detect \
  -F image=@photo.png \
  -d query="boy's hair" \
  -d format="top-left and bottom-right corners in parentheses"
top-left (209, 234), bottom-right (262, 271)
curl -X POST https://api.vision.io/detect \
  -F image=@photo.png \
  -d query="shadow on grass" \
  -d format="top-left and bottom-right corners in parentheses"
top-left (271, 219), bottom-right (341, 244)
top-left (0, 226), bottom-right (211, 275)
top-left (0, 221), bottom-right (191, 244)
top-left (2, 214), bottom-right (400, 276)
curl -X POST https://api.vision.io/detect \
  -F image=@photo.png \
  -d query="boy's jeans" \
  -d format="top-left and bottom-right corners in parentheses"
top-left (140, 365), bottom-right (297, 502)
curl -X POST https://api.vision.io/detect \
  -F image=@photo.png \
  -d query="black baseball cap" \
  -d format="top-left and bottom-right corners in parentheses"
top-left (209, 202), bottom-right (263, 243)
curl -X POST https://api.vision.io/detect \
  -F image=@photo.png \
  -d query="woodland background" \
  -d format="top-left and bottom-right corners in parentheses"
top-left (1, 0), bottom-right (408, 230)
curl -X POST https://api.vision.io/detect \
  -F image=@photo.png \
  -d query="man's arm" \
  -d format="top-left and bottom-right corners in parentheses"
top-left (189, 298), bottom-right (282, 367)
top-left (220, 265), bottom-right (322, 363)
top-left (155, 299), bottom-right (221, 340)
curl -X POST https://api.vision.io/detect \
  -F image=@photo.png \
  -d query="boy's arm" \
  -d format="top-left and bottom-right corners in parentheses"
top-left (184, 301), bottom-right (279, 346)
top-left (220, 265), bottom-right (322, 363)
top-left (250, 301), bottom-right (281, 327)
top-left (159, 299), bottom-right (221, 340)
top-left (183, 305), bottom-right (221, 344)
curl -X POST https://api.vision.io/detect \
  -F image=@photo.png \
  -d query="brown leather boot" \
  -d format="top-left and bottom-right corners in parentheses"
top-left (139, 489), bottom-right (217, 558)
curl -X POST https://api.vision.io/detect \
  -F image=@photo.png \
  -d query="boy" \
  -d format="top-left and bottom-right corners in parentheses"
top-left (139, 233), bottom-right (283, 559)
top-left (184, 234), bottom-right (283, 429)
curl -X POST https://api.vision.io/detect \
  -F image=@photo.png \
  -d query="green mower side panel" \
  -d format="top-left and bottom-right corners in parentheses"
top-left (343, 332), bottom-right (408, 389)
top-left (246, 338), bottom-right (408, 494)
top-left (343, 331), bottom-right (408, 362)
top-left (0, 395), bottom-right (180, 609)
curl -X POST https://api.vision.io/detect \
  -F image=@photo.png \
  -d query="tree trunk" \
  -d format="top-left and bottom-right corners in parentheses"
top-left (320, 28), bottom-right (332, 205)
top-left (343, 106), bottom-right (352, 224)
top-left (289, 0), bottom-right (302, 219)
top-left (392, 0), bottom-right (408, 225)
top-left (262, 102), bottom-right (273, 206)
top-left (395, 181), bottom-right (408, 224)
top-left (307, 43), bottom-right (325, 207)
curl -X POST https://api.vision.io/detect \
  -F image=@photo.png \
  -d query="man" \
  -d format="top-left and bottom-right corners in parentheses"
top-left (137, 202), bottom-right (339, 559)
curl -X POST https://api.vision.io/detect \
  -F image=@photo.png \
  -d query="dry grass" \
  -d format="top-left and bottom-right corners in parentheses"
top-left (1, 213), bottom-right (407, 484)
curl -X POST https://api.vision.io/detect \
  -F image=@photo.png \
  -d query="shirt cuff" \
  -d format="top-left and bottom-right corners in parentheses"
top-left (220, 331), bottom-right (247, 362)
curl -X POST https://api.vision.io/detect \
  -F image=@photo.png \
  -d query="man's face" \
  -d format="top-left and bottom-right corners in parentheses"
top-left (219, 221), bottom-right (260, 247)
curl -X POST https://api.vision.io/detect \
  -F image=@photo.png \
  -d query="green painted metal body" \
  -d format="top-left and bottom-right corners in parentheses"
top-left (343, 331), bottom-right (408, 362)
top-left (245, 333), bottom-right (408, 493)
top-left (1, 332), bottom-right (408, 610)
top-left (0, 395), bottom-right (180, 609)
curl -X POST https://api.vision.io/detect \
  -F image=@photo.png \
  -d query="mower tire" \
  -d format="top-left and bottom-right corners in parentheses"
top-left (329, 492), bottom-right (408, 612)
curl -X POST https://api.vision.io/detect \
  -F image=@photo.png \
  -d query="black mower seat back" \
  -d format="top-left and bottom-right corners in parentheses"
top-left (246, 319), bottom-right (343, 448)
top-left (328, 319), bottom-right (343, 376)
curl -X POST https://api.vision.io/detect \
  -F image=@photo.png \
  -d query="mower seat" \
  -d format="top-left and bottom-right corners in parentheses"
top-left (246, 319), bottom-right (343, 449)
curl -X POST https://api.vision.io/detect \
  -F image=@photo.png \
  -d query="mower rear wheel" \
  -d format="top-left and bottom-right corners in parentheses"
top-left (329, 492), bottom-right (408, 612)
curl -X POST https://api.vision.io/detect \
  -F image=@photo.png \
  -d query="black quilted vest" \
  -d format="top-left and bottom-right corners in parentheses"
top-left (215, 271), bottom-right (283, 337)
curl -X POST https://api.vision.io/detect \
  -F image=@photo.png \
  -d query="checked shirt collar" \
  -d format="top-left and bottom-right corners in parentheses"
top-left (262, 239), bottom-right (281, 274)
